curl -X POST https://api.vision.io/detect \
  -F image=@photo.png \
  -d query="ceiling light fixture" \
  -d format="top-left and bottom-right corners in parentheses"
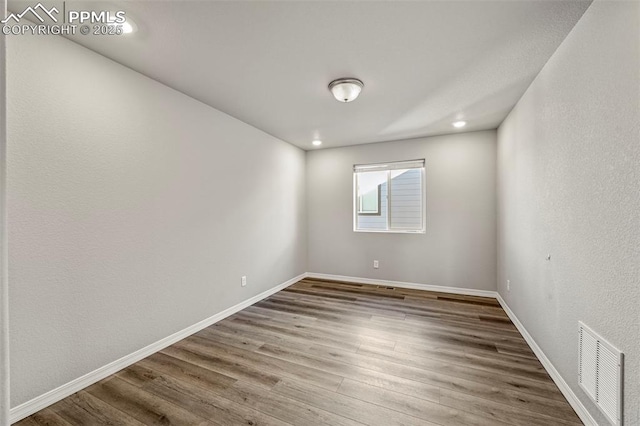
top-left (110, 15), bottom-right (137, 34)
top-left (452, 121), bottom-right (467, 128)
top-left (120, 21), bottom-right (134, 34)
top-left (312, 140), bottom-right (322, 146)
top-left (328, 78), bottom-right (364, 103)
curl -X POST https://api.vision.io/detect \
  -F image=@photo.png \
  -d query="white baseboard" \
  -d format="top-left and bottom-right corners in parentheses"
top-left (305, 272), bottom-right (498, 299)
top-left (9, 272), bottom-right (307, 424)
top-left (496, 293), bottom-right (597, 426)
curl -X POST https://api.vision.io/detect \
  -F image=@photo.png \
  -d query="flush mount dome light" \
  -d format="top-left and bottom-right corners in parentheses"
top-left (452, 120), bottom-right (467, 128)
top-left (328, 78), bottom-right (364, 102)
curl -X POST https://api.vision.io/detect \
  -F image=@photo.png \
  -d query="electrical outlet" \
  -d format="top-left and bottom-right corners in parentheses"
top-left (241, 276), bottom-right (247, 287)
top-left (373, 260), bottom-right (379, 269)
top-left (507, 280), bottom-right (510, 291)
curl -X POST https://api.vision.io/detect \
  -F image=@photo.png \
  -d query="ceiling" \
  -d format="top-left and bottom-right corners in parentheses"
top-left (11, 1), bottom-right (591, 149)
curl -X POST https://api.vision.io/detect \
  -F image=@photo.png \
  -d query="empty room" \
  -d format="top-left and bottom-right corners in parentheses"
top-left (0, 0), bottom-right (638, 425)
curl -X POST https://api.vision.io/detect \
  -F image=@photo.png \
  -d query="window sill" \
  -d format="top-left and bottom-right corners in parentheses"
top-left (353, 229), bottom-right (425, 234)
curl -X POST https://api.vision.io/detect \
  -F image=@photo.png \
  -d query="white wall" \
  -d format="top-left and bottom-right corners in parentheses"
top-left (497, 1), bottom-right (639, 424)
top-left (7, 31), bottom-right (306, 407)
top-left (307, 131), bottom-right (497, 291)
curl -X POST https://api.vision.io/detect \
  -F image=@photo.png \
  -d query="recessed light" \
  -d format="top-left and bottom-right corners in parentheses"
top-left (453, 121), bottom-right (466, 128)
top-left (110, 15), bottom-right (137, 34)
top-left (312, 140), bottom-right (322, 146)
top-left (121, 21), bottom-right (134, 34)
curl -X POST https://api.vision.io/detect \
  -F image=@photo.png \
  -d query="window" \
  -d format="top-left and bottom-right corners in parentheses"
top-left (357, 174), bottom-right (382, 215)
top-left (353, 159), bottom-right (425, 233)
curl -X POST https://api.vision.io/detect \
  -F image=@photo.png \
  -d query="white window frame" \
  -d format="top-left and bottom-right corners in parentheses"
top-left (353, 159), bottom-right (426, 234)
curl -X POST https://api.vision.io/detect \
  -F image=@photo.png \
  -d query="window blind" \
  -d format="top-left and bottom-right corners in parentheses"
top-left (354, 159), bottom-right (424, 172)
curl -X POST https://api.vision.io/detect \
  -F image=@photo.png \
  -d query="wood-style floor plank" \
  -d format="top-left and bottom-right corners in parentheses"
top-left (181, 334), bottom-right (344, 391)
top-left (337, 379), bottom-right (511, 426)
top-left (16, 278), bottom-right (582, 426)
top-left (18, 409), bottom-right (73, 426)
top-left (218, 381), bottom-right (363, 426)
top-left (160, 343), bottom-right (280, 390)
top-left (85, 376), bottom-right (211, 425)
top-left (231, 311), bottom-right (398, 351)
top-left (255, 340), bottom-right (569, 417)
top-left (272, 379), bottom-right (438, 426)
top-left (438, 388), bottom-right (582, 425)
top-left (50, 391), bottom-right (146, 426)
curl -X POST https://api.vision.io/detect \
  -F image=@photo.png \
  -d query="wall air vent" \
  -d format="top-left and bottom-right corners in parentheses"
top-left (578, 321), bottom-right (623, 425)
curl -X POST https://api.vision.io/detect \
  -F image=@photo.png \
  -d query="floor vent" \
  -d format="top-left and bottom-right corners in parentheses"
top-left (578, 321), bottom-right (623, 425)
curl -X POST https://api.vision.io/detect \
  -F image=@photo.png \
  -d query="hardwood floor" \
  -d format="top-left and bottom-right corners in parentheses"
top-left (16, 278), bottom-right (582, 425)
